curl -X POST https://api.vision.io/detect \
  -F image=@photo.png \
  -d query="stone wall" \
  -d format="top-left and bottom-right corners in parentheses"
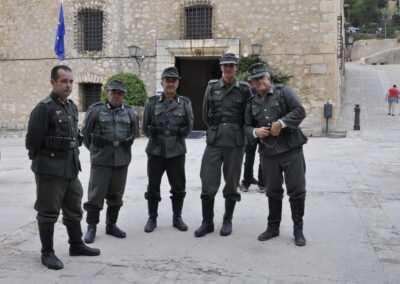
top-left (351, 39), bottom-right (400, 61)
top-left (0, 0), bottom-right (343, 133)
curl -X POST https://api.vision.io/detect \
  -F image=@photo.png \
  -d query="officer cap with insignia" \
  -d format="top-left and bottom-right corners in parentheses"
top-left (161, 67), bottom-right (181, 80)
top-left (219, 53), bottom-right (238, 65)
top-left (247, 62), bottom-right (270, 80)
top-left (108, 79), bottom-right (127, 93)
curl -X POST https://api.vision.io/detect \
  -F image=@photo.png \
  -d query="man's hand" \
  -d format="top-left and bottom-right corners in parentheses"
top-left (255, 127), bottom-right (270, 138)
top-left (270, 121), bottom-right (282, 136)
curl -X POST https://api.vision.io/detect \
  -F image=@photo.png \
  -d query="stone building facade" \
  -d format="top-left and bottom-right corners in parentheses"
top-left (0, 0), bottom-right (344, 134)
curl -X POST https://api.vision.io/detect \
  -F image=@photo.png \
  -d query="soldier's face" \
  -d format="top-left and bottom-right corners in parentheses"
top-left (51, 69), bottom-right (73, 100)
top-left (107, 90), bottom-right (125, 107)
top-left (161, 78), bottom-right (179, 97)
top-left (251, 75), bottom-right (271, 94)
top-left (221, 64), bottom-right (238, 80)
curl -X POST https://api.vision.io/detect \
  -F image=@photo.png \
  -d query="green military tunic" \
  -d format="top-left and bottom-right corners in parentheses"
top-left (81, 101), bottom-right (136, 212)
top-left (142, 94), bottom-right (193, 158)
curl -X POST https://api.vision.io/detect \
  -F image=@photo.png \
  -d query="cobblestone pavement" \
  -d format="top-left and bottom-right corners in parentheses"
top-left (0, 62), bottom-right (399, 283)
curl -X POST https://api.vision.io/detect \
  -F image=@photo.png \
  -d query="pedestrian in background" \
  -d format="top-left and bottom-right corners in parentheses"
top-left (385, 84), bottom-right (399, 116)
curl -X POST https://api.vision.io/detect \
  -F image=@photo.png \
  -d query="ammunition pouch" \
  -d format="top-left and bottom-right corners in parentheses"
top-left (44, 136), bottom-right (77, 151)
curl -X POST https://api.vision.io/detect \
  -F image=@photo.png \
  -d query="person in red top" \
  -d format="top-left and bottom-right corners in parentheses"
top-left (386, 85), bottom-right (399, 116)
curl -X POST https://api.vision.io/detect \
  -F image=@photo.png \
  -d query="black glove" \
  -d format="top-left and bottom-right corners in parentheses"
top-left (178, 127), bottom-right (187, 137)
top-left (77, 131), bottom-right (84, 147)
top-left (124, 135), bottom-right (134, 147)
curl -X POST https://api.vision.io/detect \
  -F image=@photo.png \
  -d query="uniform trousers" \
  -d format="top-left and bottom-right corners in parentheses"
top-left (34, 174), bottom-right (83, 225)
top-left (145, 154), bottom-right (186, 201)
top-left (243, 142), bottom-right (264, 186)
top-left (200, 145), bottom-right (244, 201)
top-left (261, 147), bottom-right (306, 201)
top-left (83, 165), bottom-right (128, 211)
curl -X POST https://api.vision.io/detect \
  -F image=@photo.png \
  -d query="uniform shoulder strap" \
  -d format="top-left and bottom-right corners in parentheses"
top-left (39, 96), bottom-right (52, 104)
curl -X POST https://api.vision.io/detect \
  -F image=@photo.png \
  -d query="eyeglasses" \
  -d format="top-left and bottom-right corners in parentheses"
top-left (251, 76), bottom-right (266, 82)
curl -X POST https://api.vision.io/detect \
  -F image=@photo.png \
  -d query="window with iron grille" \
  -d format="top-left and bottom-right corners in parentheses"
top-left (81, 83), bottom-right (102, 111)
top-left (185, 5), bottom-right (212, 39)
top-left (77, 9), bottom-right (103, 52)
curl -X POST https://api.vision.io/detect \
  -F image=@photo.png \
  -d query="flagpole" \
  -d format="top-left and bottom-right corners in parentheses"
top-left (54, 0), bottom-right (65, 62)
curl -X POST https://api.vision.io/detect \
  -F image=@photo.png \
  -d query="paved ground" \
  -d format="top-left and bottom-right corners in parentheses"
top-left (0, 62), bottom-right (399, 283)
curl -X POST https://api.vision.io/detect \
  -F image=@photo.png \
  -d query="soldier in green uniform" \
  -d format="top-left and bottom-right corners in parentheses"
top-left (194, 53), bottom-right (252, 237)
top-left (142, 67), bottom-right (193, 233)
top-left (25, 65), bottom-right (100, 270)
top-left (244, 63), bottom-right (307, 246)
top-left (81, 80), bottom-right (136, 243)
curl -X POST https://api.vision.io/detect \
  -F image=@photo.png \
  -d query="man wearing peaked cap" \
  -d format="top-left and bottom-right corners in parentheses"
top-left (81, 78), bottom-right (136, 243)
top-left (195, 53), bottom-right (252, 238)
top-left (142, 66), bottom-right (194, 233)
top-left (244, 62), bottom-right (308, 246)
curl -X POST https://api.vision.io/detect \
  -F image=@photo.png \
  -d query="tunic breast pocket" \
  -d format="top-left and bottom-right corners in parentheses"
top-left (154, 106), bottom-right (166, 124)
top-left (99, 112), bottom-right (114, 133)
top-left (116, 113), bottom-right (131, 132)
top-left (210, 94), bottom-right (222, 106)
top-left (54, 113), bottom-right (69, 135)
top-left (171, 108), bottom-right (185, 125)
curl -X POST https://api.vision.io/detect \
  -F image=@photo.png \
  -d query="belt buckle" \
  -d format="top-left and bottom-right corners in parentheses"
top-left (113, 141), bottom-right (120, 147)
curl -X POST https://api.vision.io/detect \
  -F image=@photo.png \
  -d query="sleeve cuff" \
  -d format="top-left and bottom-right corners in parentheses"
top-left (279, 119), bottom-right (286, 128)
top-left (253, 128), bottom-right (257, 138)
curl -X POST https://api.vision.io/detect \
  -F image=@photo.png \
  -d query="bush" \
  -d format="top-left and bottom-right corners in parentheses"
top-left (237, 55), bottom-right (293, 84)
top-left (101, 73), bottom-right (147, 106)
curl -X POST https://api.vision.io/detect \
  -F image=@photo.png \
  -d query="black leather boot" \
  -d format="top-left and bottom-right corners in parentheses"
top-left (290, 198), bottom-right (306, 246)
top-left (144, 200), bottom-right (158, 233)
top-left (105, 206), bottom-right (126, 238)
top-left (258, 198), bottom-right (282, 241)
top-left (84, 209), bottom-right (99, 243)
top-left (194, 198), bottom-right (215, 237)
top-left (38, 222), bottom-right (63, 270)
top-left (171, 197), bottom-right (188, 231)
top-left (66, 222), bottom-right (101, 256)
top-left (220, 199), bottom-right (236, 236)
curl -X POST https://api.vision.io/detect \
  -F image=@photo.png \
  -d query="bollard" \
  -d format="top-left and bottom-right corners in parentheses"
top-left (354, 104), bottom-right (361, 130)
top-left (324, 102), bottom-right (332, 133)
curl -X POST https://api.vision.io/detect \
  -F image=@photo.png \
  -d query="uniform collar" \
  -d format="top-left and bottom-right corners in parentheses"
top-left (219, 78), bottom-right (239, 88)
top-left (106, 102), bottom-right (124, 110)
top-left (160, 93), bottom-right (180, 103)
top-left (254, 86), bottom-right (274, 104)
top-left (50, 92), bottom-right (69, 106)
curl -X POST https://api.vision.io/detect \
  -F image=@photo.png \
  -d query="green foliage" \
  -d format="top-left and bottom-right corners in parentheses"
top-left (237, 55), bottom-right (293, 84)
top-left (101, 73), bottom-right (147, 106)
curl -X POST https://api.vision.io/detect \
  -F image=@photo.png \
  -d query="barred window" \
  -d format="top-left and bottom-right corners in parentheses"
top-left (185, 5), bottom-right (212, 39)
top-left (77, 9), bottom-right (103, 52)
top-left (80, 83), bottom-right (102, 111)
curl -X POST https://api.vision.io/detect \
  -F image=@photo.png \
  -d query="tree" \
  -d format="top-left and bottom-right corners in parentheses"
top-left (345, 0), bottom-right (383, 26)
top-left (380, 5), bottom-right (400, 37)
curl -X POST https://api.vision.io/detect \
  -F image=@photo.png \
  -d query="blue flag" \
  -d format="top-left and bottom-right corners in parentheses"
top-left (54, 2), bottom-right (65, 61)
